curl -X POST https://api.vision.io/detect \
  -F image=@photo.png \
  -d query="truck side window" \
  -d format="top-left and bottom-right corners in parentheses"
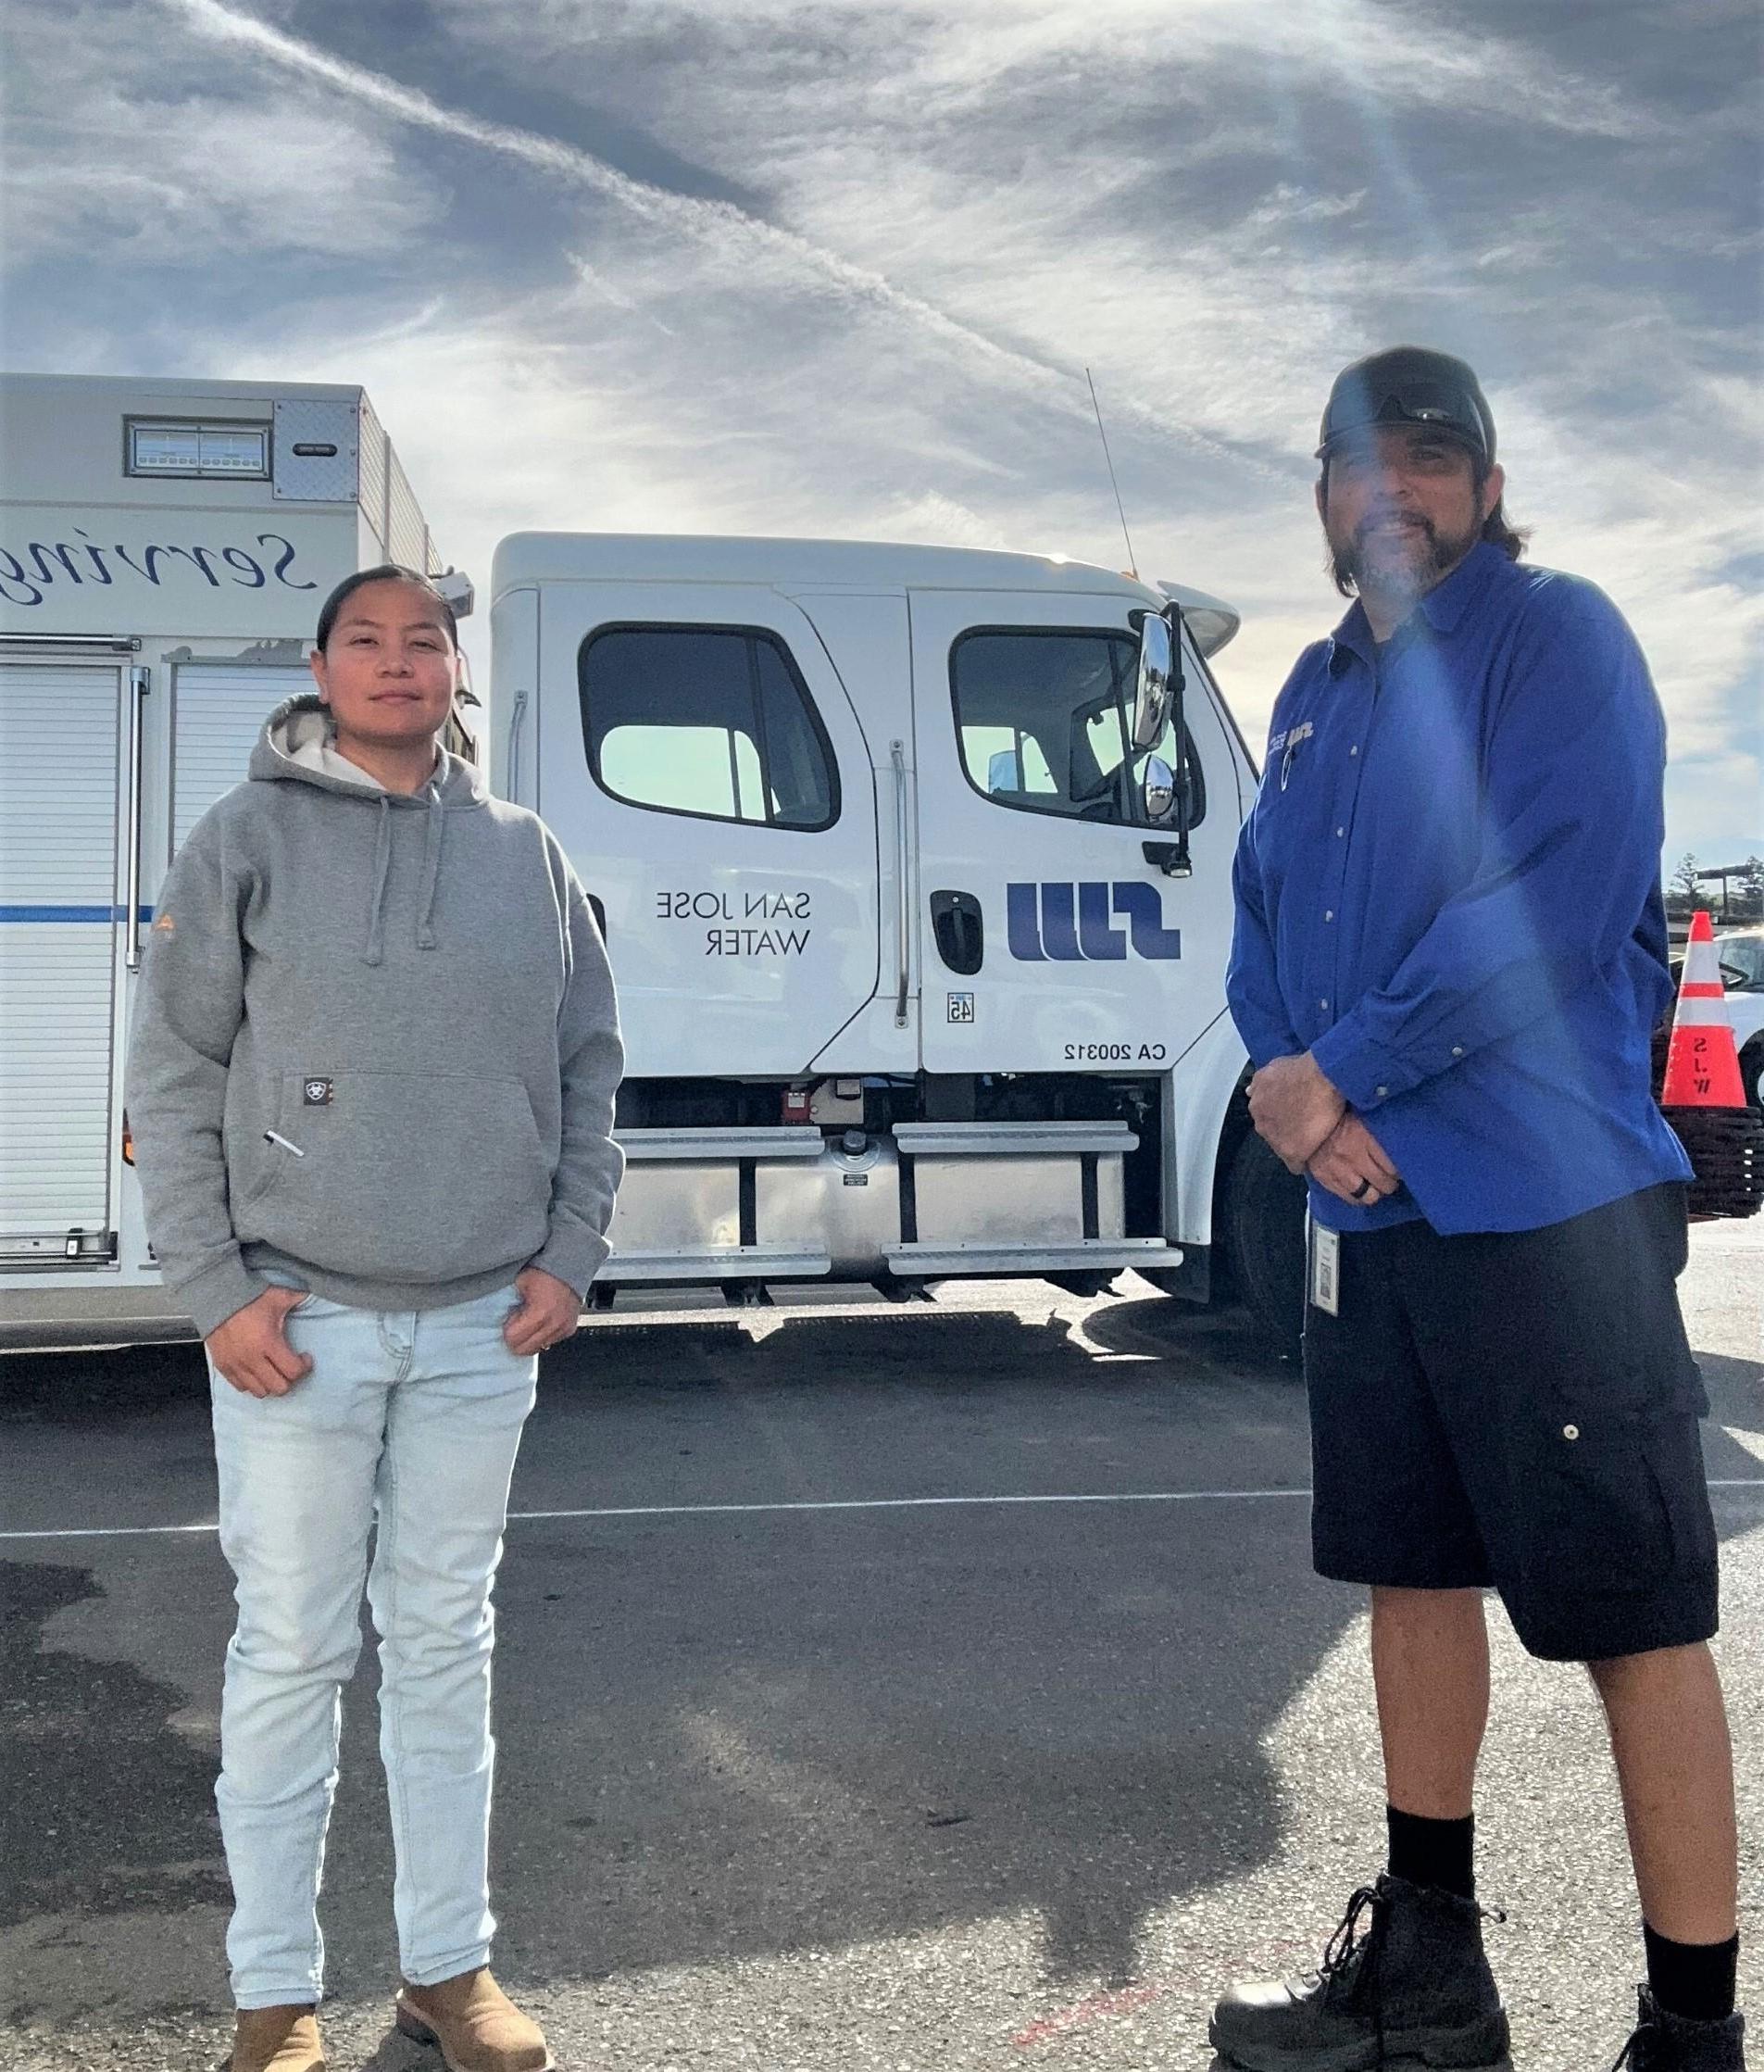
top-left (950, 628), bottom-right (1205, 829)
top-left (580, 624), bottom-right (839, 831)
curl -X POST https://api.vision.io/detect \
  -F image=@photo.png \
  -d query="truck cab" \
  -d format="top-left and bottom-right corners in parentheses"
top-left (490, 533), bottom-right (1301, 1320)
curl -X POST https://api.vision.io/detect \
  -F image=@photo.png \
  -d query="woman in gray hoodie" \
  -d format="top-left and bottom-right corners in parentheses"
top-left (127, 565), bottom-right (623, 2072)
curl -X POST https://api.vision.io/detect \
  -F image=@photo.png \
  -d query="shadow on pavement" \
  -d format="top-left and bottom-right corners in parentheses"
top-left (0, 1563), bottom-right (228, 1933)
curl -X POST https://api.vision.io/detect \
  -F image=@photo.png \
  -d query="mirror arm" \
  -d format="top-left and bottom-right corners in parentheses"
top-left (1167, 606), bottom-right (1192, 875)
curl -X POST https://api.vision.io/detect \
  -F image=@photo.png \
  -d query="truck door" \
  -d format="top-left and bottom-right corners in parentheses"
top-left (0, 659), bottom-right (130, 1265)
top-left (532, 584), bottom-right (887, 1075)
top-left (907, 590), bottom-right (1238, 1075)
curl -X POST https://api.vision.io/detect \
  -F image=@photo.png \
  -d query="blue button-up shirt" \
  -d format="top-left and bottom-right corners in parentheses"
top-left (1227, 542), bottom-right (1692, 1236)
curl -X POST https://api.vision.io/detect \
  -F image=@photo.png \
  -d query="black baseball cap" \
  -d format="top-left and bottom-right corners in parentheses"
top-left (1316, 345), bottom-right (1495, 463)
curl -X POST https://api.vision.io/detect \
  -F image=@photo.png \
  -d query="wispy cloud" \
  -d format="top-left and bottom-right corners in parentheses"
top-left (1245, 186), bottom-right (1368, 231)
top-left (162, 0), bottom-right (1263, 476)
top-left (491, 0), bottom-right (1657, 140)
top-left (1, 13), bottom-right (435, 266)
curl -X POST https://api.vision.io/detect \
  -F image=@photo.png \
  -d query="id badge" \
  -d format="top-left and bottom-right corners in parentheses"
top-left (1308, 1220), bottom-right (1341, 1316)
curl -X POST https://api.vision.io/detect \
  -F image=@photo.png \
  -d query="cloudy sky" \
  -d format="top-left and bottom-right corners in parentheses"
top-left (4, 0), bottom-right (1759, 867)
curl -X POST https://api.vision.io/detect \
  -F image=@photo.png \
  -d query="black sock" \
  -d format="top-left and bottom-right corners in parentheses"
top-left (1385, 1804), bottom-right (1475, 1901)
top-left (1645, 1923), bottom-right (1739, 2023)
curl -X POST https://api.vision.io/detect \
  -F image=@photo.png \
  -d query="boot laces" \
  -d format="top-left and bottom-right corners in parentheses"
top-left (1311, 1881), bottom-right (1505, 2066)
top-left (1608, 2009), bottom-right (1660, 2072)
top-left (1317, 1884), bottom-right (1389, 2008)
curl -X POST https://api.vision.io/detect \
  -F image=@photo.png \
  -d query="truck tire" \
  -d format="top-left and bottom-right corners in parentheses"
top-left (1221, 1131), bottom-right (1307, 1360)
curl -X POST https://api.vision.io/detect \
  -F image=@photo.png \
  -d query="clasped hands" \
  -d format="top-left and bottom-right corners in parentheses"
top-left (1247, 1052), bottom-right (1400, 1208)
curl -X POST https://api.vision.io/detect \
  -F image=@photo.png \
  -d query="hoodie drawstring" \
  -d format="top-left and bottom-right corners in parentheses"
top-left (364, 797), bottom-right (394, 967)
top-left (417, 793), bottom-right (445, 950)
top-left (363, 784), bottom-right (448, 964)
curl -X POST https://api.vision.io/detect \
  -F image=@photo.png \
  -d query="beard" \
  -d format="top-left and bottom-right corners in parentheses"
top-left (1328, 508), bottom-right (1483, 601)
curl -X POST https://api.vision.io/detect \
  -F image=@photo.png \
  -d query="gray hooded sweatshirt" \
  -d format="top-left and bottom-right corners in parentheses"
top-left (126, 695), bottom-right (625, 1338)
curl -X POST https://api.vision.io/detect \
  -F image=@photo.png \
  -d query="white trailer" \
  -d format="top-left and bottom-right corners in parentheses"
top-left (489, 532), bottom-right (1305, 1334)
top-left (0, 373), bottom-right (465, 1345)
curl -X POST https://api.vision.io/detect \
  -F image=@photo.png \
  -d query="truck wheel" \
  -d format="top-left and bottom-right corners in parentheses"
top-left (1221, 1131), bottom-right (1307, 1360)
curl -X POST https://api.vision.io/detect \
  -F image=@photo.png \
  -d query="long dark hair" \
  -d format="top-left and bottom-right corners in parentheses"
top-left (315, 563), bottom-right (458, 651)
top-left (1323, 456), bottom-right (1530, 598)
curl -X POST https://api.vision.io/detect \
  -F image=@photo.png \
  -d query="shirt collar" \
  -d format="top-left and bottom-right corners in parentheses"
top-left (1326, 541), bottom-right (1506, 675)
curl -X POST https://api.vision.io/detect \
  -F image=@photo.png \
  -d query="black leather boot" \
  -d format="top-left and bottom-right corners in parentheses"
top-left (1209, 1873), bottom-right (1509, 2070)
top-left (1613, 1987), bottom-right (1746, 2071)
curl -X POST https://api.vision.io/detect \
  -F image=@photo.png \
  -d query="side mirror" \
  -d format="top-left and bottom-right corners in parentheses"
top-left (1140, 754), bottom-right (1175, 823)
top-left (432, 568), bottom-right (475, 620)
top-left (1135, 605), bottom-right (1192, 874)
top-left (1132, 613), bottom-right (1174, 750)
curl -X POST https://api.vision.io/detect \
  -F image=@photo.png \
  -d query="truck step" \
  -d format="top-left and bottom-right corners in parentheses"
top-left (615, 1127), bottom-right (825, 1162)
top-left (892, 1122), bottom-right (1140, 1157)
top-left (603, 1246), bottom-right (833, 1283)
top-left (883, 1239), bottom-right (1181, 1277)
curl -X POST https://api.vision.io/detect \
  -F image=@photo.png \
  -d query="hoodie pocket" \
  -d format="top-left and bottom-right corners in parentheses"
top-left (224, 1074), bottom-right (294, 1217)
top-left (235, 1070), bottom-right (551, 1287)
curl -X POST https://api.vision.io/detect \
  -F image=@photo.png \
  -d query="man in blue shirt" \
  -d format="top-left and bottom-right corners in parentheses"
top-left (1211, 348), bottom-right (1741, 2072)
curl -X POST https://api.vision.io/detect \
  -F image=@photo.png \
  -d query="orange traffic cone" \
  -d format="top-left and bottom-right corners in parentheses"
top-left (1661, 910), bottom-right (1747, 1107)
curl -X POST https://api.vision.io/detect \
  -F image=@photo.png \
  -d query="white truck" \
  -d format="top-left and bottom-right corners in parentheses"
top-left (0, 370), bottom-right (1307, 1348)
top-left (1711, 929), bottom-right (1764, 1111)
top-left (487, 532), bottom-right (1303, 1333)
top-left (0, 373), bottom-right (472, 1344)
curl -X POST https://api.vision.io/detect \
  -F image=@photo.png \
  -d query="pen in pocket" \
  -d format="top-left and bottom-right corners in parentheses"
top-left (263, 1130), bottom-right (306, 1158)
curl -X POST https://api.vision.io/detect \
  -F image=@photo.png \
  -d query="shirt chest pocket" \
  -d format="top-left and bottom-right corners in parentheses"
top-left (1253, 722), bottom-right (1336, 884)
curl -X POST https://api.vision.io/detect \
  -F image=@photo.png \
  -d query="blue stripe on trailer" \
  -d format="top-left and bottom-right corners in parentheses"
top-left (0, 905), bottom-right (154, 923)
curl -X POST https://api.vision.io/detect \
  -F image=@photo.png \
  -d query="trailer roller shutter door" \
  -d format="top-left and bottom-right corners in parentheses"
top-left (0, 664), bottom-right (122, 1251)
top-left (171, 666), bottom-right (308, 855)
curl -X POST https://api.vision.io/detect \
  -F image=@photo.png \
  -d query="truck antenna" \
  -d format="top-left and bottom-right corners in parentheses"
top-left (1085, 366), bottom-right (1137, 578)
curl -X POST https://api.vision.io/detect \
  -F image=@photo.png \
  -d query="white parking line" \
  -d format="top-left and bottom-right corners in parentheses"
top-left (3, 1488), bottom-right (1307, 1540)
top-left (5, 1478), bottom-right (1764, 1543)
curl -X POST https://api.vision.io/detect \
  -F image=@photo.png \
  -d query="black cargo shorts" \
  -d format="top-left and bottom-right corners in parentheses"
top-left (1304, 1181), bottom-right (1719, 1663)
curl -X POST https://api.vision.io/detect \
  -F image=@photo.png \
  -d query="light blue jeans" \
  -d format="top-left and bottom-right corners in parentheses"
top-left (207, 1282), bottom-right (538, 2008)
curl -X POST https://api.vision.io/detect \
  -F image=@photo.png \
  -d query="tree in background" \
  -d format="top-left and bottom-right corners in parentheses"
top-left (1668, 853), bottom-right (1702, 918)
top-left (1671, 852), bottom-right (1764, 923)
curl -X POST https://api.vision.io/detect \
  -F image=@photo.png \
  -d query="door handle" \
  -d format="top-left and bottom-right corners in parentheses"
top-left (506, 689), bottom-right (529, 801)
top-left (892, 741), bottom-right (911, 1027)
top-left (124, 665), bottom-right (150, 970)
top-left (930, 890), bottom-right (983, 975)
top-left (1142, 839), bottom-right (1192, 879)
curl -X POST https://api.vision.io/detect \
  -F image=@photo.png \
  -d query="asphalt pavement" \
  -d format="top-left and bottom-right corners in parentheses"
top-left (3, 1221), bottom-right (1760, 2071)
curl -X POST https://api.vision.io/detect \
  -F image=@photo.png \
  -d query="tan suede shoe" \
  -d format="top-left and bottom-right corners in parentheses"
top-left (228, 2005), bottom-right (325, 2072)
top-left (394, 1968), bottom-right (553, 2072)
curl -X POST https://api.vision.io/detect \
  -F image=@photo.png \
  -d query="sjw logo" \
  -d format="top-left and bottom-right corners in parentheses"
top-left (1007, 882), bottom-right (1182, 962)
